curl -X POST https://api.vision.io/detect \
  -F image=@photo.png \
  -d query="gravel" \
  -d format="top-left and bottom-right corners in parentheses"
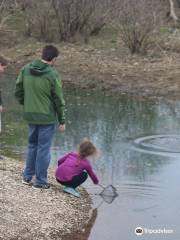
top-left (0, 156), bottom-right (92, 240)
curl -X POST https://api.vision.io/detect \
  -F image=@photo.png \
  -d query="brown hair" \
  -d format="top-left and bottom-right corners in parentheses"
top-left (78, 139), bottom-right (97, 159)
top-left (0, 56), bottom-right (7, 66)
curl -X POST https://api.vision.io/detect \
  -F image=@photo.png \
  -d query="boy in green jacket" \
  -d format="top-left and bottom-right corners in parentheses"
top-left (15, 45), bottom-right (65, 189)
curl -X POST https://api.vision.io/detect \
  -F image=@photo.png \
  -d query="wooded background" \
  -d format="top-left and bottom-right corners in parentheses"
top-left (0, 0), bottom-right (180, 54)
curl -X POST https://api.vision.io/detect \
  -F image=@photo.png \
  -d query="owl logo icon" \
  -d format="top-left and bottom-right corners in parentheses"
top-left (135, 227), bottom-right (144, 236)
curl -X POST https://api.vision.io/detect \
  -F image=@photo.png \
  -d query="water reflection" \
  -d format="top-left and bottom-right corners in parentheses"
top-left (62, 208), bottom-right (98, 240)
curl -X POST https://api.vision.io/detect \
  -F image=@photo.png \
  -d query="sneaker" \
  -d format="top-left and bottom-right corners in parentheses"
top-left (22, 178), bottom-right (32, 186)
top-left (63, 187), bottom-right (80, 198)
top-left (32, 184), bottom-right (50, 189)
top-left (75, 189), bottom-right (80, 196)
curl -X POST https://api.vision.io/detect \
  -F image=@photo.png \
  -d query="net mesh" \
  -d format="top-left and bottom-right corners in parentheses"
top-left (101, 195), bottom-right (116, 204)
top-left (99, 184), bottom-right (118, 197)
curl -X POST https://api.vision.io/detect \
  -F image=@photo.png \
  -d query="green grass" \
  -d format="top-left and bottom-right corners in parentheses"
top-left (159, 26), bottom-right (176, 34)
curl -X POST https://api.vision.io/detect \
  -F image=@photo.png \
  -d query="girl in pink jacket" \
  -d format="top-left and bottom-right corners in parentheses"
top-left (55, 139), bottom-right (99, 197)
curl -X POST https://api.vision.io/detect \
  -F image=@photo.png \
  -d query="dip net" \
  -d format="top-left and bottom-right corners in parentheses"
top-left (99, 184), bottom-right (118, 198)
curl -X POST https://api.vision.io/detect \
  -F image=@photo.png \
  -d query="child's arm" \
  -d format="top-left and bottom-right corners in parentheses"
top-left (84, 162), bottom-right (99, 184)
top-left (57, 153), bottom-right (69, 166)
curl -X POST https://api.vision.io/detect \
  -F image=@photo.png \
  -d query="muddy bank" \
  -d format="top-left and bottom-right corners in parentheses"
top-left (0, 156), bottom-right (92, 240)
top-left (2, 39), bottom-right (180, 100)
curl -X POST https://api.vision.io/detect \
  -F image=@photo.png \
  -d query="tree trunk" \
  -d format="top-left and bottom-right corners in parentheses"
top-left (169, 0), bottom-right (178, 22)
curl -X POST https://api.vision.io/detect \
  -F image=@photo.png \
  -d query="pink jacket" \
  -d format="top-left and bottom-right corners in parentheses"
top-left (55, 152), bottom-right (99, 184)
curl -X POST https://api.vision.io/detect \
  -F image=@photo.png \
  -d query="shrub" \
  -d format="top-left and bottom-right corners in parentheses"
top-left (113, 0), bottom-right (162, 54)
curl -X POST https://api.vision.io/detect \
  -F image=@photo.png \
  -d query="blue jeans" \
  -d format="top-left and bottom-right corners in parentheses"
top-left (23, 124), bottom-right (55, 186)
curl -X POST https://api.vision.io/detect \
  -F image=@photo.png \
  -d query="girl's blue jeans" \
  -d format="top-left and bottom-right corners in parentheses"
top-left (23, 124), bottom-right (55, 186)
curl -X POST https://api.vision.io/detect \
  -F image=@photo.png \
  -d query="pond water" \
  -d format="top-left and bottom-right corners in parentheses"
top-left (1, 73), bottom-right (180, 239)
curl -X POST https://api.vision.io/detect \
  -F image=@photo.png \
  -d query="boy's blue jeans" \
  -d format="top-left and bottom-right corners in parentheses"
top-left (23, 124), bottom-right (55, 186)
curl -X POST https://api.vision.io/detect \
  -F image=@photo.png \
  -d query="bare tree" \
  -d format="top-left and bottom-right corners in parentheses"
top-left (169, 0), bottom-right (178, 22)
top-left (21, 0), bottom-right (55, 41)
top-left (51, 0), bottom-right (110, 42)
top-left (17, 0), bottom-right (111, 42)
top-left (0, 0), bottom-right (11, 29)
top-left (113, 0), bottom-right (162, 54)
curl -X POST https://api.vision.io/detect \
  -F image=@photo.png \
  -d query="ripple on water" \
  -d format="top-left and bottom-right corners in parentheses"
top-left (117, 182), bottom-right (160, 199)
top-left (132, 134), bottom-right (180, 158)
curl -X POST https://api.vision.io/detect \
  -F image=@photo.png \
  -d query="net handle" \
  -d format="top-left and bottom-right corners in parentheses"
top-left (98, 183), bottom-right (105, 189)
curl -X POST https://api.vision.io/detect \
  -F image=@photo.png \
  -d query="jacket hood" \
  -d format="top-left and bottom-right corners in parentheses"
top-left (29, 60), bottom-right (51, 76)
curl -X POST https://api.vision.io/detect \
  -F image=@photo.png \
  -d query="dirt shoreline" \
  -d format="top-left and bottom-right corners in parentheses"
top-left (2, 39), bottom-right (180, 101)
top-left (0, 156), bottom-right (94, 240)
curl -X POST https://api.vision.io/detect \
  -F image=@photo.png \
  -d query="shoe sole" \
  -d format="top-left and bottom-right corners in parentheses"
top-left (22, 180), bottom-right (32, 186)
top-left (64, 188), bottom-right (80, 198)
top-left (32, 185), bottom-right (50, 190)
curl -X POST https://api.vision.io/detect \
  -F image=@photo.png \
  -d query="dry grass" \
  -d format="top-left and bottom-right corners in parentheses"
top-left (1, 27), bottom-right (180, 100)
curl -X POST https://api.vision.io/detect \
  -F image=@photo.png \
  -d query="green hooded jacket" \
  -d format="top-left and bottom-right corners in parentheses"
top-left (15, 60), bottom-right (65, 125)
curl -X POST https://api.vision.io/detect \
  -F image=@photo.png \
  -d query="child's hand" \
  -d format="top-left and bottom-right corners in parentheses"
top-left (59, 124), bottom-right (66, 132)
